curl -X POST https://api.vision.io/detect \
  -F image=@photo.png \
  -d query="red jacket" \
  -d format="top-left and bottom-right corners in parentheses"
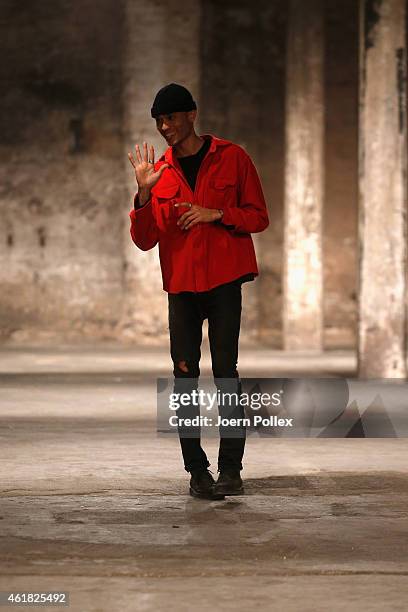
top-left (129, 134), bottom-right (269, 293)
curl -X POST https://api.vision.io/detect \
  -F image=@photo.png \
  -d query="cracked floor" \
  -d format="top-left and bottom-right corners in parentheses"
top-left (0, 345), bottom-right (408, 611)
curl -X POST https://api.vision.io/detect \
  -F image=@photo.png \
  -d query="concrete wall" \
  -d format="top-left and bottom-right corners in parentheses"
top-left (324, 0), bottom-right (358, 349)
top-left (0, 0), bottom-right (362, 347)
top-left (0, 0), bottom-right (126, 343)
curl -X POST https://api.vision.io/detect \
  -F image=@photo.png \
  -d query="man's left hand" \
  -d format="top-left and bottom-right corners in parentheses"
top-left (175, 203), bottom-right (221, 230)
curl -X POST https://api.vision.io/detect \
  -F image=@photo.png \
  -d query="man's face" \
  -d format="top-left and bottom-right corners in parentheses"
top-left (155, 111), bottom-right (196, 146)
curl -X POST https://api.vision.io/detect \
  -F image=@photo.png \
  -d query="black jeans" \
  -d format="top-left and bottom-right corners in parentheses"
top-left (168, 279), bottom-right (246, 474)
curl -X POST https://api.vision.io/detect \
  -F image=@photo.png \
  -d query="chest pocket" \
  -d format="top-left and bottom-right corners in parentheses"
top-left (208, 177), bottom-right (237, 207)
top-left (153, 182), bottom-right (181, 224)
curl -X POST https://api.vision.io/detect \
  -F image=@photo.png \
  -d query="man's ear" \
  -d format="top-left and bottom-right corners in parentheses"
top-left (187, 109), bottom-right (197, 124)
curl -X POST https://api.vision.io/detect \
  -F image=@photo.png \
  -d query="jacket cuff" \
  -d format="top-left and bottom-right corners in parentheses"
top-left (134, 192), bottom-right (151, 210)
top-left (217, 207), bottom-right (236, 230)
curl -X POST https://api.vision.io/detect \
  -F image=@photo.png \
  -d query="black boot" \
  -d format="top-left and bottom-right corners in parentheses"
top-left (189, 469), bottom-right (225, 500)
top-left (213, 469), bottom-right (244, 496)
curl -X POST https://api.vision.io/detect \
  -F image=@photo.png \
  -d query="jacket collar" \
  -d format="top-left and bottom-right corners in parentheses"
top-left (162, 134), bottom-right (230, 166)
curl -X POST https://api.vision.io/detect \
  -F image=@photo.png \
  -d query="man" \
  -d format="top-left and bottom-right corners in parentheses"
top-left (128, 83), bottom-right (269, 499)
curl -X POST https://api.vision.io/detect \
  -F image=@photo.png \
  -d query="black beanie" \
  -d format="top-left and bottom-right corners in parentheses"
top-left (150, 83), bottom-right (197, 118)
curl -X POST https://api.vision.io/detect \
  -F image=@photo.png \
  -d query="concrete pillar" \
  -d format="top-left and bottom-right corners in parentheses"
top-left (283, 0), bottom-right (324, 351)
top-left (118, 0), bottom-right (201, 343)
top-left (358, 0), bottom-right (407, 377)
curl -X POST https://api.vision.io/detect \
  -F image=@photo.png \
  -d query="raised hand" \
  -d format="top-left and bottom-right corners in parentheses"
top-left (128, 141), bottom-right (169, 196)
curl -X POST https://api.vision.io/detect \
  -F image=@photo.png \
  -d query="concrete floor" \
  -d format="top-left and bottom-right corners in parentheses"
top-left (1, 345), bottom-right (408, 611)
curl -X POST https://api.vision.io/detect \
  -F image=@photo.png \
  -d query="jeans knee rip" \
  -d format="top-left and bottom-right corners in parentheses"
top-left (177, 360), bottom-right (189, 373)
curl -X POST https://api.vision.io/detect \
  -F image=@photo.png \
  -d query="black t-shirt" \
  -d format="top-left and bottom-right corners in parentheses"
top-left (177, 138), bottom-right (211, 191)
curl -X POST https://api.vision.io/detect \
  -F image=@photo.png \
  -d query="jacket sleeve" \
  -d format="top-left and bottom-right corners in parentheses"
top-left (129, 193), bottom-right (159, 251)
top-left (220, 152), bottom-right (269, 234)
